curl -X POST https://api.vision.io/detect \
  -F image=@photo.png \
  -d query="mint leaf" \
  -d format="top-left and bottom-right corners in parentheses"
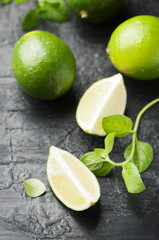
top-left (102, 114), bottom-right (133, 137)
top-left (94, 148), bottom-right (106, 158)
top-left (0, 0), bottom-right (13, 4)
top-left (42, 0), bottom-right (60, 7)
top-left (39, 0), bottom-right (69, 22)
top-left (22, 9), bottom-right (39, 30)
top-left (21, 175), bottom-right (46, 198)
top-left (93, 161), bottom-right (114, 177)
top-left (80, 152), bottom-right (104, 171)
top-left (105, 133), bottom-right (115, 155)
top-left (124, 140), bottom-right (153, 173)
top-left (122, 163), bottom-right (145, 193)
top-left (15, 0), bottom-right (31, 3)
top-left (80, 152), bottom-right (113, 176)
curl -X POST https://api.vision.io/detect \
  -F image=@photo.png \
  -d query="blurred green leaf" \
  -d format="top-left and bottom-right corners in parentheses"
top-left (39, 0), bottom-right (69, 22)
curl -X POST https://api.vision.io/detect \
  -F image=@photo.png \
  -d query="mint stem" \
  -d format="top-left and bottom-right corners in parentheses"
top-left (21, 174), bottom-right (26, 183)
top-left (134, 98), bottom-right (159, 133)
top-left (109, 98), bottom-right (159, 167)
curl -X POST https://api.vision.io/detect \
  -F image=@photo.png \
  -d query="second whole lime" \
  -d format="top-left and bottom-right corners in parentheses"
top-left (67, 0), bottom-right (124, 24)
top-left (107, 15), bottom-right (159, 80)
top-left (11, 31), bottom-right (76, 100)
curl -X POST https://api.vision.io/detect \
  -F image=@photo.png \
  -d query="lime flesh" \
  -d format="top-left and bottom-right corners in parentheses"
top-left (76, 73), bottom-right (127, 136)
top-left (47, 146), bottom-right (100, 211)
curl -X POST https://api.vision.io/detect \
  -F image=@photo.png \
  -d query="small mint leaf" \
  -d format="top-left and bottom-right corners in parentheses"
top-left (102, 114), bottom-right (133, 137)
top-left (21, 175), bottom-right (46, 198)
top-left (39, 0), bottom-right (69, 22)
top-left (80, 152), bottom-right (104, 172)
top-left (94, 148), bottom-right (106, 158)
top-left (80, 152), bottom-right (114, 177)
top-left (93, 161), bottom-right (114, 177)
top-left (122, 163), bottom-right (145, 193)
top-left (22, 9), bottom-right (39, 30)
top-left (105, 133), bottom-right (115, 155)
top-left (124, 140), bottom-right (153, 173)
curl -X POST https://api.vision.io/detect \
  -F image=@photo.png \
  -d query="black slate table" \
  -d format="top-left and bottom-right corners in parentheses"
top-left (0, 0), bottom-right (159, 239)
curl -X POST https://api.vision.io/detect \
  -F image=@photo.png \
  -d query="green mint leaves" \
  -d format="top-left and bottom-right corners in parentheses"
top-left (102, 114), bottom-right (133, 137)
top-left (80, 151), bottom-right (114, 177)
top-left (124, 139), bottom-right (153, 173)
top-left (81, 98), bottom-right (159, 194)
top-left (21, 175), bottom-right (46, 198)
top-left (22, 9), bottom-right (40, 30)
top-left (39, 0), bottom-right (69, 22)
top-left (104, 132), bottom-right (115, 155)
top-left (122, 163), bottom-right (145, 193)
top-left (20, 0), bottom-right (69, 30)
top-left (1, 0), bottom-right (69, 29)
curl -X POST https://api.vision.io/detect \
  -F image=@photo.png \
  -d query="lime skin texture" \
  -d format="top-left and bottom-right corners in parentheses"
top-left (11, 31), bottom-right (76, 100)
top-left (67, 0), bottom-right (124, 24)
top-left (107, 15), bottom-right (159, 80)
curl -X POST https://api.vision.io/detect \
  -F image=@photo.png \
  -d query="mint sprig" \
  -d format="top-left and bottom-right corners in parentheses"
top-left (122, 163), bottom-right (145, 193)
top-left (4, 0), bottom-right (69, 29)
top-left (81, 98), bottom-right (159, 193)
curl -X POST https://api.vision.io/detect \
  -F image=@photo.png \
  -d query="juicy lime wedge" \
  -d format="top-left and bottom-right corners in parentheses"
top-left (47, 146), bottom-right (100, 211)
top-left (76, 73), bottom-right (127, 136)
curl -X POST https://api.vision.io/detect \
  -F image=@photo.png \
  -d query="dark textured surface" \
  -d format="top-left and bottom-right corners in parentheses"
top-left (0, 0), bottom-right (159, 239)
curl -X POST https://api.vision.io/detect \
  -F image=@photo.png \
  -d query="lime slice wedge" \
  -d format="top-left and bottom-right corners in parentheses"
top-left (47, 146), bottom-right (100, 211)
top-left (76, 73), bottom-right (127, 136)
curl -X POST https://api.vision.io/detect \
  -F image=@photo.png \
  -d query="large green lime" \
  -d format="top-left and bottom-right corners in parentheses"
top-left (11, 31), bottom-right (76, 100)
top-left (107, 15), bottom-right (159, 80)
top-left (67, 0), bottom-right (124, 24)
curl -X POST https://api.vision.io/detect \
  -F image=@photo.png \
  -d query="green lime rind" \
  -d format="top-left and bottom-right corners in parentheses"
top-left (67, 0), bottom-right (124, 24)
top-left (107, 15), bottom-right (159, 80)
top-left (12, 30), bottom-right (76, 100)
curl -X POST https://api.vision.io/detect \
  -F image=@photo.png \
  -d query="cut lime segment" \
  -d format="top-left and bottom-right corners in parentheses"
top-left (47, 146), bottom-right (100, 211)
top-left (76, 73), bottom-right (127, 136)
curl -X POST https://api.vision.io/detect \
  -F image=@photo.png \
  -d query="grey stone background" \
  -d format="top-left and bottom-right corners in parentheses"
top-left (0, 0), bottom-right (159, 239)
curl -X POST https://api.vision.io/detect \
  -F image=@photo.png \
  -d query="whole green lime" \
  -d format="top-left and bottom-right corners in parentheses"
top-left (67, 0), bottom-right (124, 24)
top-left (107, 15), bottom-right (159, 80)
top-left (11, 31), bottom-right (76, 100)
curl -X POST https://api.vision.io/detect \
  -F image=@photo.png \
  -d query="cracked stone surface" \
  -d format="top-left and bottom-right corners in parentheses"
top-left (0, 0), bottom-right (159, 239)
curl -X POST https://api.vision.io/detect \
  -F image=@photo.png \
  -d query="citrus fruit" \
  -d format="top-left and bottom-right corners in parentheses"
top-left (76, 73), bottom-right (127, 136)
top-left (47, 146), bottom-right (100, 211)
top-left (11, 31), bottom-right (76, 100)
top-left (107, 15), bottom-right (159, 80)
top-left (67, 0), bottom-right (124, 24)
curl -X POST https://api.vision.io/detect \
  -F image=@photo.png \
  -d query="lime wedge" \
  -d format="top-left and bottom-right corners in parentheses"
top-left (76, 73), bottom-right (127, 136)
top-left (47, 146), bottom-right (100, 211)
